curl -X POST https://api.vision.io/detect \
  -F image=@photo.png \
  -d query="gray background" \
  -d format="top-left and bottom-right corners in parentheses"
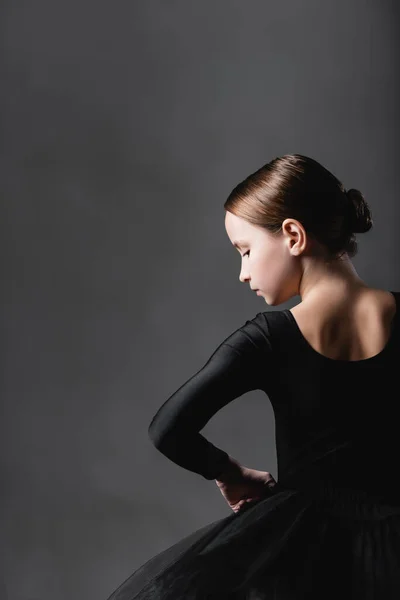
top-left (1, 1), bottom-right (399, 599)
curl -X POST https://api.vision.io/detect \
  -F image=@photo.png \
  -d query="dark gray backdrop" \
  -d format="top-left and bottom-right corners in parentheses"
top-left (2, 1), bottom-right (399, 599)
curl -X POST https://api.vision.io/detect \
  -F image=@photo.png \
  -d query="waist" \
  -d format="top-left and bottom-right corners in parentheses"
top-left (279, 447), bottom-right (400, 502)
top-left (277, 472), bottom-right (400, 520)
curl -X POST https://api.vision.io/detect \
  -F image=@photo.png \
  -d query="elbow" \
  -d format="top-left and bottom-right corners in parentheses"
top-left (148, 420), bottom-right (161, 448)
top-left (148, 419), bottom-right (173, 451)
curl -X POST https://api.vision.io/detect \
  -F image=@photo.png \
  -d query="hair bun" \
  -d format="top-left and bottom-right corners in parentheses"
top-left (345, 188), bottom-right (373, 234)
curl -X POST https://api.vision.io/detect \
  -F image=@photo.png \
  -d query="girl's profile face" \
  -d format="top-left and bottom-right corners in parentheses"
top-left (224, 211), bottom-right (301, 306)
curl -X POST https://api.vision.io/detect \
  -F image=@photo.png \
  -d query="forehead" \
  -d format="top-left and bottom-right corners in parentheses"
top-left (225, 211), bottom-right (255, 245)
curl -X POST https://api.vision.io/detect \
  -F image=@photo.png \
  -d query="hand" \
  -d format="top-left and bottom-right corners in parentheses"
top-left (215, 461), bottom-right (278, 514)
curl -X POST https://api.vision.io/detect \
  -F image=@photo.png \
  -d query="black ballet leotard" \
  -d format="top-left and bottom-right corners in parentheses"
top-left (106, 292), bottom-right (400, 600)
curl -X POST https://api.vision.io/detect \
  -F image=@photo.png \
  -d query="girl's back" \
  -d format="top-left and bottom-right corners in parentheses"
top-left (289, 287), bottom-right (397, 362)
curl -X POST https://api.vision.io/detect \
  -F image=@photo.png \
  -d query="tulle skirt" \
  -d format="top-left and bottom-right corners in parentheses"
top-left (105, 481), bottom-right (400, 600)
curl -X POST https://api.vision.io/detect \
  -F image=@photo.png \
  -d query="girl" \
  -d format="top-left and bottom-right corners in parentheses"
top-left (106, 154), bottom-right (400, 599)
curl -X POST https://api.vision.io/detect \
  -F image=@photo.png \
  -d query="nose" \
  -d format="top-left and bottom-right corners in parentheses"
top-left (239, 265), bottom-right (250, 284)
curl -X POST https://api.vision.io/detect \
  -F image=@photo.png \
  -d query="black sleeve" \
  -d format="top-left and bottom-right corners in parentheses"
top-left (148, 312), bottom-right (274, 480)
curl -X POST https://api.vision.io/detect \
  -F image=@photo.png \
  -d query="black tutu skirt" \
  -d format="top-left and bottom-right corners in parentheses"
top-left (105, 481), bottom-right (400, 600)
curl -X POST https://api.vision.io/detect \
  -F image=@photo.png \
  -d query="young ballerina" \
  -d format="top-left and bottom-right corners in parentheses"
top-left (106, 154), bottom-right (400, 599)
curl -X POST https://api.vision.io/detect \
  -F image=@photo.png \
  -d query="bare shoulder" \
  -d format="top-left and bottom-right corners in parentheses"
top-left (289, 287), bottom-right (397, 361)
top-left (291, 287), bottom-right (396, 322)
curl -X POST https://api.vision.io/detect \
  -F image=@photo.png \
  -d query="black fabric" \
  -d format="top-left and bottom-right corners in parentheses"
top-left (106, 291), bottom-right (400, 599)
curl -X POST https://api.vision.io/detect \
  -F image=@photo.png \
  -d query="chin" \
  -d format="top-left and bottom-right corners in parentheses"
top-left (263, 296), bottom-right (279, 306)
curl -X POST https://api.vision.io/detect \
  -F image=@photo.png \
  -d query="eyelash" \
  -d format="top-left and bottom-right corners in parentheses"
top-left (242, 250), bottom-right (250, 258)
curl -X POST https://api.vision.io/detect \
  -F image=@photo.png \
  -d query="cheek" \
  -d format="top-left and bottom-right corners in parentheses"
top-left (258, 247), bottom-right (291, 281)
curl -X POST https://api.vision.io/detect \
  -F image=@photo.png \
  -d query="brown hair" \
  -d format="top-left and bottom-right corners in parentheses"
top-left (224, 154), bottom-right (373, 259)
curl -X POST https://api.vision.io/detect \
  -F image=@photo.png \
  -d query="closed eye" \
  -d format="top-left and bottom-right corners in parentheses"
top-left (242, 250), bottom-right (250, 257)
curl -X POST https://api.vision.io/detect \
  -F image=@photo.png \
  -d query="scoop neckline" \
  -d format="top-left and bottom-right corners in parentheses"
top-left (283, 290), bottom-right (398, 365)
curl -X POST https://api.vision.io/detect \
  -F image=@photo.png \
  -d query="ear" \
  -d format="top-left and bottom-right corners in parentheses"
top-left (281, 218), bottom-right (308, 256)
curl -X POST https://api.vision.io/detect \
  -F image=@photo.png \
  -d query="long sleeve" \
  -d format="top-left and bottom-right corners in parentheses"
top-left (148, 312), bottom-right (274, 480)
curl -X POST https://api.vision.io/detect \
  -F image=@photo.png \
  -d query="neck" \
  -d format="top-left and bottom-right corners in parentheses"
top-left (298, 253), bottom-right (366, 303)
